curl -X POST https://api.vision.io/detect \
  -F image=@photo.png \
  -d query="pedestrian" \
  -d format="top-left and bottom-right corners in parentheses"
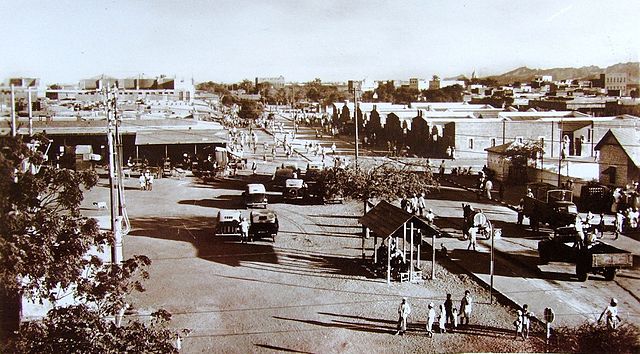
top-left (460, 290), bottom-right (473, 325)
top-left (522, 304), bottom-right (533, 339)
top-left (425, 208), bottom-right (435, 225)
top-left (598, 213), bottom-right (606, 238)
top-left (439, 160), bottom-right (445, 177)
top-left (444, 293), bottom-right (454, 327)
top-left (574, 215), bottom-right (585, 249)
top-left (139, 174), bottom-right (146, 191)
top-left (598, 298), bottom-right (621, 330)
top-left (467, 227), bottom-right (477, 251)
top-left (239, 217), bottom-right (250, 243)
top-left (446, 146), bottom-right (452, 158)
top-left (251, 161), bottom-right (257, 175)
top-left (418, 193), bottom-right (427, 216)
top-left (514, 310), bottom-right (524, 340)
top-left (526, 188), bottom-right (534, 198)
top-left (438, 304), bottom-right (447, 333)
top-left (146, 171), bottom-right (154, 191)
top-left (485, 179), bottom-right (493, 199)
top-left (331, 142), bottom-right (336, 154)
top-left (451, 307), bottom-right (459, 329)
top-left (395, 297), bottom-right (411, 335)
top-left (517, 198), bottom-right (525, 225)
top-left (410, 194), bottom-right (419, 214)
top-left (426, 302), bottom-right (436, 337)
top-left (614, 211), bottom-right (624, 239)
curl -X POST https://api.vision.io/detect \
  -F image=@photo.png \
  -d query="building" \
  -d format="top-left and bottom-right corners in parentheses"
top-left (594, 128), bottom-right (640, 186)
top-left (604, 73), bottom-right (628, 96)
top-left (71, 74), bottom-right (195, 103)
top-left (408, 78), bottom-right (429, 91)
top-left (256, 75), bottom-right (285, 89)
top-left (429, 76), bottom-right (465, 90)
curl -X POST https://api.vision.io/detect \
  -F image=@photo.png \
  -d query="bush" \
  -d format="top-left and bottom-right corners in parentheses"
top-left (548, 321), bottom-right (640, 353)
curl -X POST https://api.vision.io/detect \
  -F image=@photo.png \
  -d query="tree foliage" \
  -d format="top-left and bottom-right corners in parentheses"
top-left (237, 100), bottom-right (263, 119)
top-left (318, 161), bottom-right (438, 203)
top-left (503, 140), bottom-right (544, 168)
top-left (0, 134), bottom-right (108, 301)
top-left (1, 136), bottom-right (185, 352)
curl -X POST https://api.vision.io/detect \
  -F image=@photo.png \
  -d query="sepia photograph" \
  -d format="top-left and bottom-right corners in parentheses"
top-left (1, 1), bottom-right (639, 353)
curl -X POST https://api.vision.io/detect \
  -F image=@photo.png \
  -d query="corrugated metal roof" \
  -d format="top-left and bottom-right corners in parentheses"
top-left (134, 129), bottom-right (227, 146)
top-left (359, 201), bottom-right (413, 237)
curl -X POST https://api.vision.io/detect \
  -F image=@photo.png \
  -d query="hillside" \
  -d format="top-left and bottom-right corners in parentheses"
top-left (448, 62), bottom-right (639, 85)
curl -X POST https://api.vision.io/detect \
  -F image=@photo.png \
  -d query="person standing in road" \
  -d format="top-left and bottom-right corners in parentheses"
top-left (521, 304), bottom-right (533, 339)
top-left (467, 227), bottom-right (477, 251)
top-left (239, 217), bottom-right (250, 243)
top-left (484, 179), bottom-right (493, 199)
top-left (614, 211), bottom-right (624, 239)
top-left (331, 142), bottom-right (336, 154)
top-left (425, 208), bottom-right (435, 225)
top-left (517, 198), bottom-right (525, 225)
top-left (418, 193), bottom-right (427, 216)
top-left (460, 290), bottom-right (473, 325)
top-left (438, 303), bottom-right (447, 333)
top-left (395, 297), bottom-right (411, 335)
top-left (514, 310), bottom-right (524, 340)
top-left (444, 293), bottom-right (454, 327)
top-left (147, 171), bottom-right (154, 191)
top-left (139, 174), bottom-right (146, 191)
top-left (426, 302), bottom-right (436, 337)
top-left (439, 160), bottom-right (446, 178)
top-left (598, 298), bottom-right (621, 330)
top-left (410, 194), bottom-right (419, 214)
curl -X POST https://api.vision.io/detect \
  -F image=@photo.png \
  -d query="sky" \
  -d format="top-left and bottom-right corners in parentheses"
top-left (0, 0), bottom-right (638, 85)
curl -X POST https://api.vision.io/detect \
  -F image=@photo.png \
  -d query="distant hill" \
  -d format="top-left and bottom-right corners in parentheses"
top-left (447, 62), bottom-right (639, 85)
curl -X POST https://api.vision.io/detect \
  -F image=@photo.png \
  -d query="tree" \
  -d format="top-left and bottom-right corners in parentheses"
top-left (237, 100), bottom-right (263, 119)
top-left (318, 161), bottom-right (437, 206)
top-left (1, 135), bottom-right (185, 352)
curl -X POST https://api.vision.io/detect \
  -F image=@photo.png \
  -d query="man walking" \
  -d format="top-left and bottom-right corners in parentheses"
top-left (395, 297), bottom-right (411, 335)
top-left (598, 298), bottom-right (621, 330)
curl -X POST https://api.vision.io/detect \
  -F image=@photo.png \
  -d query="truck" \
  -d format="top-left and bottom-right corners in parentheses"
top-left (538, 227), bottom-right (633, 281)
top-left (523, 182), bottom-right (578, 229)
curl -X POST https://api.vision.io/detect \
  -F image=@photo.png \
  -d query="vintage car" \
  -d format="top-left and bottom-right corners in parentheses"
top-left (249, 209), bottom-right (279, 242)
top-left (243, 183), bottom-right (268, 208)
top-left (214, 210), bottom-right (242, 237)
top-left (284, 178), bottom-right (306, 201)
top-left (273, 163), bottom-right (300, 190)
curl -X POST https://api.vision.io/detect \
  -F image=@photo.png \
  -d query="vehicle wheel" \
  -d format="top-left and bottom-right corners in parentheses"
top-left (576, 263), bottom-right (588, 282)
top-left (604, 268), bottom-right (616, 281)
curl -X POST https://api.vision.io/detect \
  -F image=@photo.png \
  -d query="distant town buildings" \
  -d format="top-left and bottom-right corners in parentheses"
top-left (255, 75), bottom-right (285, 89)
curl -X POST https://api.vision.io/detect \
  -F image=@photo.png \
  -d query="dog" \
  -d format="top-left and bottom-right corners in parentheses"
top-left (93, 201), bottom-right (107, 209)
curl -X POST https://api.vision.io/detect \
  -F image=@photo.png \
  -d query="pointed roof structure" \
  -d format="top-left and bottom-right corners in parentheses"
top-left (594, 128), bottom-right (640, 168)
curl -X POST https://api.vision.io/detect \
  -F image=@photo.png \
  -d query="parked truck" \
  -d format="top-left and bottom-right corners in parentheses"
top-left (538, 226), bottom-right (633, 281)
top-left (523, 182), bottom-right (578, 229)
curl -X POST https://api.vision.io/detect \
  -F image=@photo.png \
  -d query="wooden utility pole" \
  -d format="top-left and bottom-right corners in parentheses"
top-left (10, 84), bottom-right (16, 137)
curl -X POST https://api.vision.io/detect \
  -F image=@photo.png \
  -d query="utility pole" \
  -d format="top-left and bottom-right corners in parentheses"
top-left (10, 84), bottom-right (16, 137)
top-left (350, 80), bottom-right (360, 170)
top-left (28, 87), bottom-right (33, 136)
top-left (105, 82), bottom-right (123, 264)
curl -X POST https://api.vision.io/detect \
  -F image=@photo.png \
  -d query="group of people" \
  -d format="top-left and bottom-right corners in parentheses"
top-left (395, 290), bottom-right (474, 336)
top-left (400, 193), bottom-right (435, 223)
top-left (138, 170), bottom-right (155, 191)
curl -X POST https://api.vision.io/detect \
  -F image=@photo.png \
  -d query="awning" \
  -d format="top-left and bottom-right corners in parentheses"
top-left (134, 129), bottom-right (227, 146)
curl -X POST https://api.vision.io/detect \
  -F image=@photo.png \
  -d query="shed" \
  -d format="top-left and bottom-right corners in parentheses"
top-left (594, 128), bottom-right (640, 185)
top-left (359, 200), bottom-right (438, 284)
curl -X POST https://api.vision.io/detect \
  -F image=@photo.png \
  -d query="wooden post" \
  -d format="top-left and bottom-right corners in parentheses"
top-left (402, 222), bottom-right (406, 258)
top-left (432, 233), bottom-right (436, 279)
top-left (387, 237), bottom-right (391, 285)
top-left (373, 234), bottom-right (378, 264)
top-left (410, 221), bottom-right (414, 278)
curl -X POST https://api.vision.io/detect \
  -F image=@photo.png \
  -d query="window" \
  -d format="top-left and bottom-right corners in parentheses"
top-left (490, 138), bottom-right (496, 147)
top-left (468, 138), bottom-right (474, 150)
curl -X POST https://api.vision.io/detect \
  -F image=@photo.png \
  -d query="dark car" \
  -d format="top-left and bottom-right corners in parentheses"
top-left (249, 209), bottom-right (278, 242)
top-left (283, 178), bottom-right (306, 201)
top-left (243, 183), bottom-right (268, 208)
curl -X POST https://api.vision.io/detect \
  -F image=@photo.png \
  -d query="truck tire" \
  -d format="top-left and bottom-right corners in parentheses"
top-left (604, 268), bottom-right (616, 281)
top-left (576, 263), bottom-right (588, 282)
